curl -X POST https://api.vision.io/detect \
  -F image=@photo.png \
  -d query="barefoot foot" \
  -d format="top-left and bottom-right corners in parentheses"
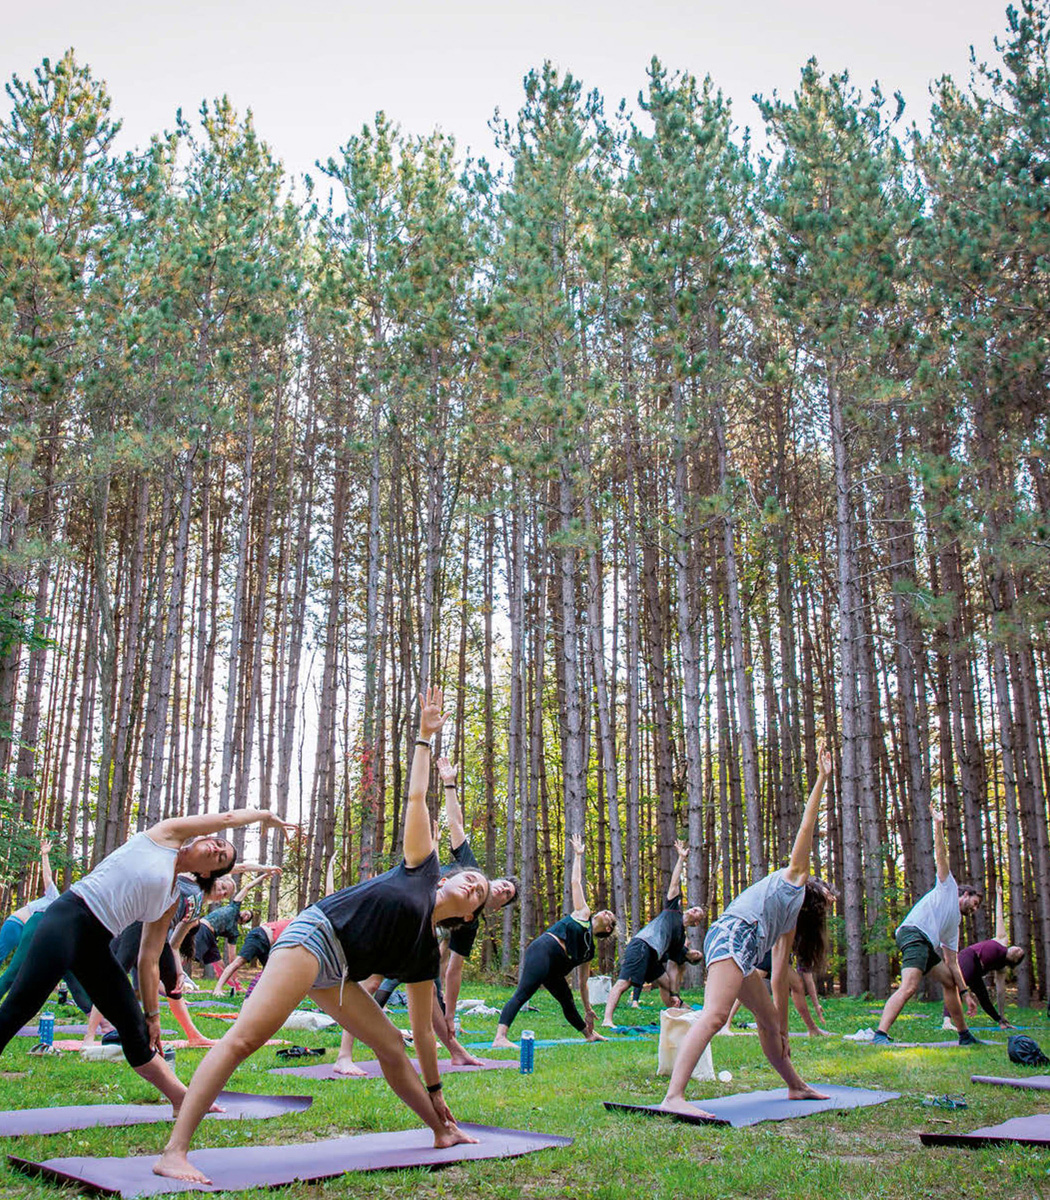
top-left (659, 1096), bottom-right (715, 1119)
top-left (333, 1058), bottom-right (367, 1077)
top-left (434, 1123), bottom-right (480, 1148)
top-left (788, 1085), bottom-right (830, 1101)
top-left (490, 1035), bottom-right (517, 1050)
top-left (449, 1050), bottom-right (484, 1067)
top-left (153, 1150), bottom-right (211, 1185)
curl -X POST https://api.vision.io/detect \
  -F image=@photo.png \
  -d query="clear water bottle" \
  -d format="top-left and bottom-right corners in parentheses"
top-left (519, 1029), bottom-right (535, 1074)
top-left (163, 1046), bottom-right (176, 1066)
top-left (38, 1012), bottom-right (55, 1046)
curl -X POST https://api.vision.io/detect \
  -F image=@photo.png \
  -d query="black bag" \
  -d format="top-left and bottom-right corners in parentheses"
top-left (1007, 1034), bottom-right (1050, 1067)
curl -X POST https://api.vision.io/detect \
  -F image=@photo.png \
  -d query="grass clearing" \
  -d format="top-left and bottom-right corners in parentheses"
top-left (1, 988), bottom-right (1048, 1198)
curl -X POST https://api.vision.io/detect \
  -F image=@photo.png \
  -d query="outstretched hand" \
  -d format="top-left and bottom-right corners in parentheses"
top-left (419, 685), bottom-right (447, 740)
top-left (817, 745), bottom-right (832, 778)
top-left (266, 815), bottom-right (301, 841)
top-left (569, 834), bottom-right (585, 857)
top-left (436, 756), bottom-right (458, 785)
top-left (39, 836), bottom-right (53, 855)
top-left (929, 801), bottom-right (944, 825)
top-left (674, 839), bottom-right (689, 861)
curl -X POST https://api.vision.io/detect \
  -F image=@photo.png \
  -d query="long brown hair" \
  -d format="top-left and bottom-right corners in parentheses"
top-left (793, 879), bottom-right (831, 975)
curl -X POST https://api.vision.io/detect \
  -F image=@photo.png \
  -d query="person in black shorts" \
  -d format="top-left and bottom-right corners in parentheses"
top-left (603, 840), bottom-right (704, 1026)
top-left (155, 684), bottom-right (489, 1185)
top-left (333, 755), bottom-right (519, 1074)
top-left (491, 833), bottom-right (615, 1048)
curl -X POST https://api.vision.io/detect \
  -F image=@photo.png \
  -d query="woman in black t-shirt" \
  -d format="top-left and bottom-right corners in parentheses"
top-left (155, 686), bottom-right (491, 1186)
top-left (492, 834), bottom-right (615, 1048)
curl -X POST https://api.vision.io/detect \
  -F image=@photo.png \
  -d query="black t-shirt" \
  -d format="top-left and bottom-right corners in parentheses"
top-left (634, 895), bottom-right (685, 965)
top-left (317, 851), bottom-right (441, 984)
top-left (445, 840), bottom-right (481, 959)
top-left (546, 913), bottom-right (595, 969)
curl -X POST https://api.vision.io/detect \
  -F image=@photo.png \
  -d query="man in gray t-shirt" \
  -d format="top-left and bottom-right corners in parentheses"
top-left (874, 803), bottom-right (982, 1046)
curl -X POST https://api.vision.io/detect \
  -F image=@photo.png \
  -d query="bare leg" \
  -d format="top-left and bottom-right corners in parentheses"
top-left (310, 981), bottom-right (477, 1148)
top-left (788, 967), bottom-right (825, 1036)
top-left (154, 946), bottom-right (317, 1184)
top-left (168, 996), bottom-right (214, 1047)
top-left (661, 960), bottom-right (742, 1114)
top-left (80, 1005), bottom-right (105, 1048)
top-left (602, 978), bottom-right (632, 1027)
top-left (739, 972), bottom-right (827, 1099)
top-left (929, 962), bottom-right (969, 1033)
top-left (334, 974), bottom-right (382, 1075)
top-left (718, 997), bottom-right (743, 1034)
top-left (438, 988), bottom-right (483, 1066)
top-left (491, 1023), bottom-right (517, 1049)
top-left (134, 1054), bottom-right (192, 1109)
top-left (876, 967), bottom-right (922, 1035)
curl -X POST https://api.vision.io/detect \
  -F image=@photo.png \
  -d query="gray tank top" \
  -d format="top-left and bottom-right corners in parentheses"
top-left (721, 869), bottom-right (806, 959)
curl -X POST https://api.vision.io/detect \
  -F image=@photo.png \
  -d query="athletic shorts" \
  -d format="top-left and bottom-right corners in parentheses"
top-left (896, 925), bottom-right (941, 974)
top-left (239, 927), bottom-right (272, 967)
top-left (273, 905), bottom-right (347, 990)
top-left (194, 923), bottom-right (221, 966)
top-left (703, 915), bottom-right (761, 975)
top-left (618, 938), bottom-right (665, 987)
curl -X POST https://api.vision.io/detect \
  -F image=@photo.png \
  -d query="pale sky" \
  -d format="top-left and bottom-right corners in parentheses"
top-left (5, 0), bottom-right (1009, 181)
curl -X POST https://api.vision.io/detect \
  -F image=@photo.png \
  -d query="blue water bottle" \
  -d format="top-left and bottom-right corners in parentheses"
top-left (38, 1012), bottom-right (54, 1046)
top-left (519, 1029), bottom-right (534, 1074)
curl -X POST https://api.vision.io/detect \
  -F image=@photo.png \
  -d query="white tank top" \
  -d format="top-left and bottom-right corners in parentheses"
top-left (72, 831), bottom-right (179, 935)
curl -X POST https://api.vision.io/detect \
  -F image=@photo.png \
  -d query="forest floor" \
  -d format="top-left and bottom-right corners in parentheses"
top-left (1, 984), bottom-right (1049, 1199)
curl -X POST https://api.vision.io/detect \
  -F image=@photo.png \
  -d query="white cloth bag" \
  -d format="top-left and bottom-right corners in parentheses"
top-left (658, 1007), bottom-right (715, 1081)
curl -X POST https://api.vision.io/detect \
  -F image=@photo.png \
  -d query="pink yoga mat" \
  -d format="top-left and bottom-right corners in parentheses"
top-left (921, 1114), bottom-right (1050, 1148)
top-left (17, 1025), bottom-right (173, 1038)
top-left (604, 1084), bottom-right (900, 1127)
top-left (9, 1122), bottom-right (573, 1195)
top-left (971, 1074), bottom-right (1050, 1090)
top-left (269, 1056), bottom-right (517, 1080)
top-left (0, 1092), bottom-right (311, 1137)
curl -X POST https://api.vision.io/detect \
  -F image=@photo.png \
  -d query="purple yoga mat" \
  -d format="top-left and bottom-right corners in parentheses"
top-left (17, 1025), bottom-right (176, 1038)
top-left (604, 1084), bottom-right (900, 1127)
top-left (269, 1056), bottom-right (517, 1080)
top-left (921, 1114), bottom-right (1050, 1148)
top-left (972, 1073), bottom-right (1050, 1091)
top-left (9, 1122), bottom-right (573, 1196)
top-left (0, 1092), bottom-right (311, 1137)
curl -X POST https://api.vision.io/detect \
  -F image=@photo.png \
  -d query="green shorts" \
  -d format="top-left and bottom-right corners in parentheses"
top-left (896, 925), bottom-right (941, 974)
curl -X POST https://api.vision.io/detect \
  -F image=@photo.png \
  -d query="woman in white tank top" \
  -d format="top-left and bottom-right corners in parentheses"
top-left (0, 806), bottom-right (298, 1109)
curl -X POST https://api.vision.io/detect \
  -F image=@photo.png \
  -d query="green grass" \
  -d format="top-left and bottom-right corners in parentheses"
top-left (2, 987), bottom-right (1049, 1198)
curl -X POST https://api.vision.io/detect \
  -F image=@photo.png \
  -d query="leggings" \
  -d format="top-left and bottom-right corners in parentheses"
top-left (0, 916), bottom-right (23, 967)
top-left (0, 893), bottom-right (154, 1067)
top-left (111, 923), bottom-right (183, 1000)
top-left (0, 911), bottom-right (92, 1011)
top-left (498, 934), bottom-right (585, 1033)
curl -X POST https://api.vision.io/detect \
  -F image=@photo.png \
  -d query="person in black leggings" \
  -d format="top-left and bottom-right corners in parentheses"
top-left (492, 834), bottom-right (615, 1047)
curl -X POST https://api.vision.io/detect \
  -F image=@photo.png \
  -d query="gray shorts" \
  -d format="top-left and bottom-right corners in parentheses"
top-left (704, 915), bottom-right (761, 976)
top-left (272, 905), bottom-right (347, 990)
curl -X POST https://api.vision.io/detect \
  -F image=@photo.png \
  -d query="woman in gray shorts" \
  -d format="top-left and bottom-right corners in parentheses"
top-left (156, 685), bottom-right (490, 1185)
top-left (660, 747), bottom-right (836, 1117)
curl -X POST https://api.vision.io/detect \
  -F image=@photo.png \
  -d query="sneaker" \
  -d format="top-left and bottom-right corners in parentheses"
top-left (872, 1030), bottom-right (893, 1045)
top-left (958, 1029), bottom-right (979, 1046)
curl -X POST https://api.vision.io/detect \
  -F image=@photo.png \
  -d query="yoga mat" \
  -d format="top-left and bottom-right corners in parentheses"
top-left (920, 1114), bottom-right (1050, 1149)
top-left (972, 1074), bottom-right (1050, 1091)
top-left (604, 1084), bottom-right (900, 1128)
top-left (270, 1056), bottom-right (517, 1080)
top-left (9, 1121), bottom-right (573, 1196)
top-left (60, 1038), bottom-right (287, 1053)
top-left (464, 1037), bottom-right (633, 1050)
top-left (0, 1091), bottom-right (311, 1137)
top-left (843, 1037), bottom-right (998, 1049)
top-left (17, 1026), bottom-right (175, 1038)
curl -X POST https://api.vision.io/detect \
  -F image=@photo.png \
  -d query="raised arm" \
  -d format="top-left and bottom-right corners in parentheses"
top-left (569, 834), bottom-right (589, 915)
top-left (437, 758), bottom-right (466, 850)
top-left (149, 808), bottom-right (298, 849)
top-left (994, 883), bottom-right (1007, 944)
top-left (785, 746), bottom-right (832, 884)
top-left (667, 840), bottom-right (688, 903)
top-left (233, 873), bottom-right (272, 905)
top-left (403, 685), bottom-right (446, 868)
top-left (931, 802), bottom-right (949, 883)
top-left (38, 837), bottom-right (54, 892)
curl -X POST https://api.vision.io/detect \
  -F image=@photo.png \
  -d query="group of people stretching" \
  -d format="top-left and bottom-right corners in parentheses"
top-left (0, 685), bottom-right (1021, 1179)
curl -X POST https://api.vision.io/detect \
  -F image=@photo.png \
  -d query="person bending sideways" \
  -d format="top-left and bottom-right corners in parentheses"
top-left (874, 802), bottom-right (982, 1046)
top-left (492, 834), bottom-right (614, 1048)
top-left (212, 917), bottom-right (292, 994)
top-left (154, 685), bottom-right (488, 1184)
top-left (660, 748), bottom-right (835, 1116)
top-left (192, 873), bottom-right (271, 980)
top-left (721, 945), bottom-right (831, 1037)
top-left (0, 807), bottom-right (296, 1107)
top-left (334, 754), bottom-right (518, 1075)
top-left (945, 884), bottom-right (1023, 1030)
top-left (603, 840), bottom-right (704, 1027)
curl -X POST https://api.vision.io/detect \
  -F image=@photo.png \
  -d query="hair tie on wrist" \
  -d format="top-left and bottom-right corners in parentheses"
top-left (415, 738), bottom-right (431, 749)
top-left (444, 783), bottom-right (457, 789)
top-left (426, 1081), bottom-right (443, 1093)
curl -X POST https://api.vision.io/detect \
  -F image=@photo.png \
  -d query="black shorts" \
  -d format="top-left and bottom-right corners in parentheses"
top-left (239, 927), bottom-right (271, 967)
top-left (618, 938), bottom-right (664, 988)
top-left (194, 924), bottom-right (221, 966)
